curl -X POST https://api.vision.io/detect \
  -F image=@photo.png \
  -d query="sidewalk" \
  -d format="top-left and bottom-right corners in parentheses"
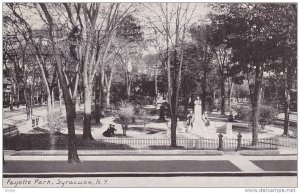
top-left (3, 149), bottom-right (297, 188)
top-left (3, 151), bottom-right (297, 176)
top-left (3, 147), bottom-right (297, 156)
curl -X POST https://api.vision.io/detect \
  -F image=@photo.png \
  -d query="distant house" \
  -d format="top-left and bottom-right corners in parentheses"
top-left (3, 78), bottom-right (12, 107)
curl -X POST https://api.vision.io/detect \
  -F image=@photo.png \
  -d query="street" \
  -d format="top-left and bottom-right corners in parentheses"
top-left (3, 153), bottom-right (297, 176)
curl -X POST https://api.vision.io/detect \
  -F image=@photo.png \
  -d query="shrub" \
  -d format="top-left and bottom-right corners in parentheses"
top-left (235, 105), bottom-right (251, 121)
top-left (177, 105), bottom-right (188, 121)
top-left (258, 105), bottom-right (278, 126)
top-left (129, 94), bottom-right (152, 106)
top-left (47, 112), bottom-right (66, 134)
top-left (133, 104), bottom-right (142, 115)
top-left (149, 109), bottom-right (157, 115)
top-left (235, 104), bottom-right (278, 128)
top-left (116, 102), bottom-right (135, 125)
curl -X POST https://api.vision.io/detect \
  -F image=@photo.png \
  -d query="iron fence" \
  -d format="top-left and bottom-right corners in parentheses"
top-left (93, 137), bottom-right (297, 151)
top-left (240, 138), bottom-right (277, 150)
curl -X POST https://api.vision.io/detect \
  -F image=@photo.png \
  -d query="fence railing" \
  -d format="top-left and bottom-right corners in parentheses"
top-left (92, 137), bottom-right (297, 151)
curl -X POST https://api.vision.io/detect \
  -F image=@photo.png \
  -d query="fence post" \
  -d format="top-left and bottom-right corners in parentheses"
top-left (236, 132), bottom-right (242, 151)
top-left (217, 133), bottom-right (224, 151)
top-left (36, 117), bottom-right (39, 127)
top-left (32, 119), bottom-right (35, 128)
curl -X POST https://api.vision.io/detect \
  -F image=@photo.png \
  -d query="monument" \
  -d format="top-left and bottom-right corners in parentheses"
top-left (166, 97), bottom-right (223, 137)
top-left (191, 97), bottom-right (208, 135)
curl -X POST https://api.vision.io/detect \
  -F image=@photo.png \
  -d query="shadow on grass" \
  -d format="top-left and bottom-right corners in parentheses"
top-left (148, 145), bottom-right (185, 150)
top-left (109, 134), bottom-right (133, 138)
top-left (33, 127), bottom-right (51, 134)
top-left (128, 126), bottom-right (166, 134)
top-left (232, 125), bottom-right (268, 134)
top-left (208, 114), bottom-right (229, 119)
top-left (113, 117), bottom-right (167, 126)
top-left (216, 127), bottom-right (226, 134)
top-left (3, 133), bottom-right (134, 150)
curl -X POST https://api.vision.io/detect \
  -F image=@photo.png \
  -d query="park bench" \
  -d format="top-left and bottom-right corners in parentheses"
top-left (3, 124), bottom-right (19, 139)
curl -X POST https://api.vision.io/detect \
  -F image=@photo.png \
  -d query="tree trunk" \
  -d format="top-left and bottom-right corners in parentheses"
top-left (251, 66), bottom-right (263, 146)
top-left (47, 90), bottom-right (55, 114)
top-left (10, 82), bottom-right (15, 110)
top-left (58, 80), bottom-right (63, 115)
top-left (228, 79), bottom-right (231, 111)
top-left (170, 87), bottom-right (178, 147)
top-left (155, 67), bottom-right (158, 100)
top-left (106, 63), bottom-right (115, 108)
top-left (94, 73), bottom-right (101, 124)
top-left (51, 89), bottom-right (55, 111)
top-left (30, 84), bottom-right (33, 118)
top-left (82, 85), bottom-right (93, 139)
top-left (16, 86), bottom-right (20, 108)
top-left (170, 114), bottom-right (177, 147)
top-left (47, 91), bottom-right (55, 132)
top-left (65, 101), bottom-right (80, 163)
top-left (127, 77), bottom-right (131, 98)
top-left (283, 66), bottom-right (292, 136)
top-left (158, 105), bottom-right (166, 121)
top-left (9, 91), bottom-right (13, 110)
top-left (82, 32), bottom-right (93, 139)
top-left (220, 76), bottom-right (226, 115)
top-left (106, 71), bottom-right (113, 109)
top-left (201, 73), bottom-right (207, 115)
top-left (100, 68), bottom-right (105, 112)
top-left (47, 93), bottom-right (53, 114)
top-left (24, 89), bottom-right (30, 120)
top-left (74, 97), bottom-right (79, 116)
top-left (106, 90), bottom-right (111, 108)
top-left (283, 100), bottom-right (290, 136)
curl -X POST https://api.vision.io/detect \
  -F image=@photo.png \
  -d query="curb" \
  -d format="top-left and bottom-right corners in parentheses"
top-left (6, 150), bottom-right (225, 156)
top-left (5, 149), bottom-right (297, 157)
top-left (3, 172), bottom-right (297, 178)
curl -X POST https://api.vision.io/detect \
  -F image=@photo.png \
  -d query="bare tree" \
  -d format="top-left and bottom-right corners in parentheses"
top-left (6, 4), bottom-right (58, 120)
top-left (38, 3), bottom-right (81, 163)
top-left (144, 3), bottom-right (195, 147)
top-left (76, 3), bottom-right (136, 139)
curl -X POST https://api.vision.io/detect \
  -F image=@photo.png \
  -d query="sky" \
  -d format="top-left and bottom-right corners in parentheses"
top-left (3, 3), bottom-right (214, 61)
top-left (136, 3), bottom-right (212, 54)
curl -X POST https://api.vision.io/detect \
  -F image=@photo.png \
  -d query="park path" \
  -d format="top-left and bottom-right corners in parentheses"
top-left (3, 104), bottom-right (297, 127)
top-left (3, 105), bottom-right (48, 125)
top-left (2, 104), bottom-right (297, 140)
top-left (277, 112), bottom-right (297, 123)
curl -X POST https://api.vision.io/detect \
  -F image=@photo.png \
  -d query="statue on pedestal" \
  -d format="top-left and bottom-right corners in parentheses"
top-left (192, 97), bottom-right (208, 135)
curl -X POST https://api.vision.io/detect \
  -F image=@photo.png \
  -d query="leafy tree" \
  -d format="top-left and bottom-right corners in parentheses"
top-left (210, 3), bottom-right (297, 144)
top-left (189, 23), bottom-right (215, 113)
top-left (142, 53), bottom-right (163, 98)
top-left (114, 15), bottom-right (144, 99)
top-left (267, 4), bottom-right (297, 136)
top-left (116, 102), bottom-right (135, 136)
top-left (233, 84), bottom-right (250, 102)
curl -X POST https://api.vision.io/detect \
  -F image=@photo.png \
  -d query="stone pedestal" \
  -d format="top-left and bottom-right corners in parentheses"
top-left (225, 122), bottom-right (233, 135)
top-left (166, 121), bottom-right (187, 135)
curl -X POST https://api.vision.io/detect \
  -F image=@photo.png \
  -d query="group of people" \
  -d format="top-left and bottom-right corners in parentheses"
top-left (103, 124), bottom-right (116, 137)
